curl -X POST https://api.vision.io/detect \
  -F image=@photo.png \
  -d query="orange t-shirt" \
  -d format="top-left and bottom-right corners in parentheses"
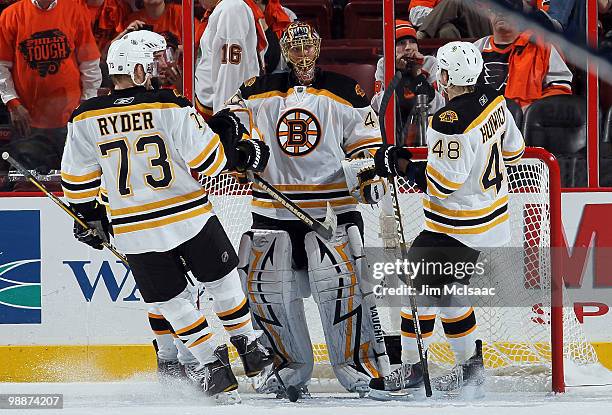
top-left (86, 0), bottom-right (131, 53)
top-left (121, 3), bottom-right (184, 44)
top-left (0, 0), bottom-right (101, 129)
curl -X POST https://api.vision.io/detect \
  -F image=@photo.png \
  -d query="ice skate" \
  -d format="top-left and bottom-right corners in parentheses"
top-left (184, 344), bottom-right (240, 403)
top-left (368, 360), bottom-right (425, 401)
top-left (230, 333), bottom-right (274, 377)
top-left (157, 357), bottom-right (187, 385)
top-left (432, 340), bottom-right (484, 399)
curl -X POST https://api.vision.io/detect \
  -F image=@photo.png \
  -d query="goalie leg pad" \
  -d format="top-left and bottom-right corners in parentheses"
top-left (237, 230), bottom-right (314, 392)
top-left (306, 224), bottom-right (389, 392)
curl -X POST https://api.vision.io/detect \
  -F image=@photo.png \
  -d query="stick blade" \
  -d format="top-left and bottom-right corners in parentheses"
top-left (321, 202), bottom-right (338, 240)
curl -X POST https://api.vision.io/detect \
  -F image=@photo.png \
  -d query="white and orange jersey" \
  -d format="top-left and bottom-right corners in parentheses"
top-left (474, 35), bottom-right (572, 107)
top-left (194, 0), bottom-right (265, 117)
top-left (422, 86), bottom-right (525, 248)
top-left (227, 70), bottom-right (383, 220)
top-left (61, 87), bottom-right (226, 254)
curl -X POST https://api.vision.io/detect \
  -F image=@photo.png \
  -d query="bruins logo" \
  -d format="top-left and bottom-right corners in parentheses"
top-left (439, 110), bottom-right (458, 123)
top-left (276, 109), bottom-right (321, 156)
top-left (244, 76), bottom-right (256, 87)
top-left (355, 84), bottom-right (366, 97)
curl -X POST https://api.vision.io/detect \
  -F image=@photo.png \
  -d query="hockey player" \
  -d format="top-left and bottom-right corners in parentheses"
top-left (194, 0), bottom-right (281, 118)
top-left (61, 31), bottom-right (273, 400)
top-left (370, 41), bottom-right (525, 398)
top-left (224, 22), bottom-right (390, 398)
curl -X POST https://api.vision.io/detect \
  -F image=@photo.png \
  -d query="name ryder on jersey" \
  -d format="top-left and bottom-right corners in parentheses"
top-left (61, 88), bottom-right (227, 254)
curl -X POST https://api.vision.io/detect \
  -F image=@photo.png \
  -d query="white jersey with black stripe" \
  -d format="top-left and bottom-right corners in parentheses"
top-left (422, 86), bottom-right (525, 248)
top-left (61, 87), bottom-right (226, 254)
top-left (227, 70), bottom-right (383, 220)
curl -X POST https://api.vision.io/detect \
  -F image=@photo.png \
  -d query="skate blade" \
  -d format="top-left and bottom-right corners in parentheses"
top-left (214, 390), bottom-right (241, 405)
top-left (367, 388), bottom-right (422, 401)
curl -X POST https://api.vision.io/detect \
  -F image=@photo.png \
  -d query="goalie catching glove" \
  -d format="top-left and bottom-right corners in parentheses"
top-left (342, 158), bottom-right (386, 204)
top-left (207, 109), bottom-right (270, 173)
top-left (71, 201), bottom-right (110, 250)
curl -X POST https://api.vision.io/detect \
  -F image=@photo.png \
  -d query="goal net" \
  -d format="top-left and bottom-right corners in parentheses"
top-left (198, 148), bottom-right (601, 392)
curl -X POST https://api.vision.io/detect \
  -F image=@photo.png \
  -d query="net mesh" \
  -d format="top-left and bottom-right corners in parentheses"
top-left (198, 156), bottom-right (599, 390)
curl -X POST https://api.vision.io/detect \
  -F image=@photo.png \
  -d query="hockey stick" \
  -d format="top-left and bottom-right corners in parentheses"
top-left (247, 172), bottom-right (337, 241)
top-left (378, 74), bottom-right (433, 397)
top-left (2, 152), bottom-right (129, 267)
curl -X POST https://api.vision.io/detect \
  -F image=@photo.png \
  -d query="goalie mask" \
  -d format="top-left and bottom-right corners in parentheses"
top-left (107, 30), bottom-right (167, 86)
top-left (280, 22), bottom-right (321, 85)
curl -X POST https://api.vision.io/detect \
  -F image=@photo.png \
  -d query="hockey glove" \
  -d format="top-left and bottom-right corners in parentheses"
top-left (374, 145), bottom-right (413, 177)
top-left (407, 73), bottom-right (436, 103)
top-left (235, 139), bottom-right (270, 173)
top-left (207, 109), bottom-right (249, 150)
top-left (71, 201), bottom-right (110, 250)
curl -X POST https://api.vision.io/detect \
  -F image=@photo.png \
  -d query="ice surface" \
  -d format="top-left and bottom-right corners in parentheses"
top-left (2, 378), bottom-right (611, 415)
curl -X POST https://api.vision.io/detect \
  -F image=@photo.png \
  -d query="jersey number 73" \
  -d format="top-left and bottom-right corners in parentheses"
top-left (99, 134), bottom-right (174, 196)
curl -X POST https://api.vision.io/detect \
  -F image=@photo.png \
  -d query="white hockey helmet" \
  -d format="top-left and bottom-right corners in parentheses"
top-left (435, 41), bottom-right (483, 87)
top-left (106, 30), bottom-right (167, 86)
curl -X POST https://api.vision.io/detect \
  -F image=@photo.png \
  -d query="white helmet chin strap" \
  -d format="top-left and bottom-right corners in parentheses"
top-left (436, 69), bottom-right (450, 95)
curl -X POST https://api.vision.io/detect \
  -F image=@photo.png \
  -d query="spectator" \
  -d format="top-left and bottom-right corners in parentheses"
top-left (548, 0), bottom-right (587, 45)
top-left (259, 0), bottom-right (296, 39)
top-left (255, 0), bottom-right (294, 73)
top-left (372, 20), bottom-right (444, 145)
top-left (474, 3), bottom-right (573, 108)
top-left (156, 31), bottom-right (184, 93)
top-left (194, 0), bottom-right (270, 118)
top-left (0, 0), bottom-right (102, 172)
top-left (84, 0), bottom-right (131, 54)
top-left (121, 0), bottom-right (185, 44)
top-left (410, 0), bottom-right (492, 40)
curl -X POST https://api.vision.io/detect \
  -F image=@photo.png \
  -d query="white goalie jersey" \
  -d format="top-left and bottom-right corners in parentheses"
top-left (422, 86), bottom-right (525, 248)
top-left (227, 70), bottom-right (383, 220)
top-left (61, 88), bottom-right (227, 254)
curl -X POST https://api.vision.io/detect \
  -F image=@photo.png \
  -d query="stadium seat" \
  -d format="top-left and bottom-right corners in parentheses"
top-left (319, 63), bottom-right (377, 99)
top-left (343, 1), bottom-right (410, 39)
top-left (506, 98), bottom-right (523, 131)
top-left (283, 1), bottom-right (332, 39)
top-left (319, 39), bottom-right (382, 64)
top-left (522, 95), bottom-right (588, 187)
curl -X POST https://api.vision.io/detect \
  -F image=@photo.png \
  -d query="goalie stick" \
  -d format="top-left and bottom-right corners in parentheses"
top-left (2, 152), bottom-right (129, 267)
top-left (378, 72), bottom-right (433, 397)
top-left (247, 172), bottom-right (338, 241)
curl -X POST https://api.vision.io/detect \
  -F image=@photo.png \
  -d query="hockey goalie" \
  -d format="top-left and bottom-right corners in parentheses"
top-left (224, 22), bottom-right (390, 398)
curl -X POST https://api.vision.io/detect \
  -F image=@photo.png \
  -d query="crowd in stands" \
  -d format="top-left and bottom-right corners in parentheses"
top-left (0, 0), bottom-right (611, 189)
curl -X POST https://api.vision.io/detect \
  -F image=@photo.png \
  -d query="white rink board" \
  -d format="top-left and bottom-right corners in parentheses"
top-left (0, 193), bottom-right (611, 345)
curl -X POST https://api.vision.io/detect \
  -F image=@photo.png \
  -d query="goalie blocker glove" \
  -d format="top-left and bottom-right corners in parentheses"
top-left (71, 201), bottom-right (110, 250)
